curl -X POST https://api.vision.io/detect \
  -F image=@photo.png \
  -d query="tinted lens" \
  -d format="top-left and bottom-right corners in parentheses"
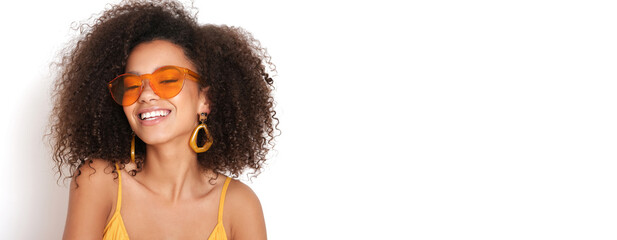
top-left (109, 74), bottom-right (142, 106)
top-left (151, 67), bottom-right (184, 99)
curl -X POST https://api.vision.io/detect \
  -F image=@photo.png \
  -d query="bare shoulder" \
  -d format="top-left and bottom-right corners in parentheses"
top-left (71, 159), bottom-right (118, 189)
top-left (69, 159), bottom-right (118, 200)
top-left (226, 179), bottom-right (261, 205)
top-left (63, 159), bottom-right (118, 240)
top-left (225, 179), bottom-right (267, 240)
top-left (225, 179), bottom-right (263, 218)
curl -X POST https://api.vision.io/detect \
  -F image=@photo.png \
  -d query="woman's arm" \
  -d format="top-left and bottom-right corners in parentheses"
top-left (62, 159), bottom-right (115, 240)
top-left (226, 180), bottom-right (267, 240)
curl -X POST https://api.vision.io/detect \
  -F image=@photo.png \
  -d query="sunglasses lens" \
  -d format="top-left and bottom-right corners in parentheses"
top-left (151, 67), bottom-right (184, 99)
top-left (110, 75), bottom-right (142, 106)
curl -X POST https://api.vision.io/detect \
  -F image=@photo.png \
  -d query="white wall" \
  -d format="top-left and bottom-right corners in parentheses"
top-left (1, 0), bottom-right (616, 239)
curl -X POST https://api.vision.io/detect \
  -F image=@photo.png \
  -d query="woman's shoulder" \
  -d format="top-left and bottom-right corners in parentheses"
top-left (71, 159), bottom-right (119, 190)
top-left (224, 177), bottom-right (267, 239)
top-left (216, 176), bottom-right (257, 205)
top-left (225, 178), bottom-right (260, 204)
top-left (68, 158), bottom-right (118, 219)
top-left (63, 159), bottom-right (118, 239)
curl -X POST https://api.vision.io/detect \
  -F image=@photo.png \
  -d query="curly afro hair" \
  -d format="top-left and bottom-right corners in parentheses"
top-left (49, 0), bottom-right (278, 182)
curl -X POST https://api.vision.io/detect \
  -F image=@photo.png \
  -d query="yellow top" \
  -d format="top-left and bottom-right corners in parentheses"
top-left (103, 165), bottom-right (231, 240)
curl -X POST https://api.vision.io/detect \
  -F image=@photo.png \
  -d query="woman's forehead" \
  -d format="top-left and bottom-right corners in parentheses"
top-left (126, 40), bottom-right (196, 74)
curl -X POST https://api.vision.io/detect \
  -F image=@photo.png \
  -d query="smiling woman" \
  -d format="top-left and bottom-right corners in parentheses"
top-left (48, 0), bottom-right (278, 239)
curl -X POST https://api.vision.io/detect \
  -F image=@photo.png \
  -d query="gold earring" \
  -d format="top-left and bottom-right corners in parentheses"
top-left (190, 113), bottom-right (213, 153)
top-left (131, 133), bottom-right (135, 164)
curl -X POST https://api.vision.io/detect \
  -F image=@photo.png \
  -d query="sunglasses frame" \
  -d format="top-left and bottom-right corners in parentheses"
top-left (108, 65), bottom-right (201, 106)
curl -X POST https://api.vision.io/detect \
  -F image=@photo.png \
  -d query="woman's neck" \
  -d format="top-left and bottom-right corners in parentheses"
top-left (138, 143), bottom-right (210, 202)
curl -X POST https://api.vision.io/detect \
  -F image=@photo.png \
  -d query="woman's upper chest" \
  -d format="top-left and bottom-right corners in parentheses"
top-left (118, 174), bottom-right (225, 239)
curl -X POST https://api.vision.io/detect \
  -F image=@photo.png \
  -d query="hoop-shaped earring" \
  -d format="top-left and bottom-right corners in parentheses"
top-left (190, 113), bottom-right (213, 153)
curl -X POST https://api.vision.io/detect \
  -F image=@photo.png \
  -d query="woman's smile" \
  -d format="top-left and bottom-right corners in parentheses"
top-left (136, 107), bottom-right (172, 126)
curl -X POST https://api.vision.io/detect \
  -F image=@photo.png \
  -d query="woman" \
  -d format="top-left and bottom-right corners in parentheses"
top-left (49, 1), bottom-right (277, 239)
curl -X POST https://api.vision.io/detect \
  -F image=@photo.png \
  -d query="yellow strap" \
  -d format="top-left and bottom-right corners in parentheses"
top-left (114, 163), bottom-right (122, 214)
top-left (218, 177), bottom-right (232, 222)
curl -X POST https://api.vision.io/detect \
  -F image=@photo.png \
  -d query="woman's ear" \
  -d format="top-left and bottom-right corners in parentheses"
top-left (198, 86), bottom-right (211, 114)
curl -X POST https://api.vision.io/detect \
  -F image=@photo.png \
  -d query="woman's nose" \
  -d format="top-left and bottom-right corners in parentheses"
top-left (137, 79), bottom-right (160, 103)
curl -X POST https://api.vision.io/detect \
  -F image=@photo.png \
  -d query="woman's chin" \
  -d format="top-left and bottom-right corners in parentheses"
top-left (137, 133), bottom-right (174, 146)
top-left (137, 132), bottom-right (191, 148)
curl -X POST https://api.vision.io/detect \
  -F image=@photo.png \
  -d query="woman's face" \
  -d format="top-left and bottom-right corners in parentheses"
top-left (123, 40), bottom-right (209, 146)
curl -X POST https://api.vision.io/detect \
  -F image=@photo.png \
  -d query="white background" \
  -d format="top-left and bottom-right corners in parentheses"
top-left (1, 0), bottom-right (616, 239)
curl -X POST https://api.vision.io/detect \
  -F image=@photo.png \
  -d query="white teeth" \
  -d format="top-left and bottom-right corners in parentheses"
top-left (140, 110), bottom-right (169, 120)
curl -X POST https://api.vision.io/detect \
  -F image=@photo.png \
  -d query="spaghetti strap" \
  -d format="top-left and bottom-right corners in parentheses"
top-left (114, 164), bottom-right (123, 214)
top-left (217, 177), bottom-right (232, 222)
top-left (103, 164), bottom-right (129, 239)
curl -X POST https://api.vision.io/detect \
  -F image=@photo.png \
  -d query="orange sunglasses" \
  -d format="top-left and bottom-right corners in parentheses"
top-left (108, 65), bottom-right (201, 106)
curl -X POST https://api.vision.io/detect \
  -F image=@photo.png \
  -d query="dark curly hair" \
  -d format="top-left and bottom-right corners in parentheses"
top-left (49, 0), bottom-right (278, 182)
